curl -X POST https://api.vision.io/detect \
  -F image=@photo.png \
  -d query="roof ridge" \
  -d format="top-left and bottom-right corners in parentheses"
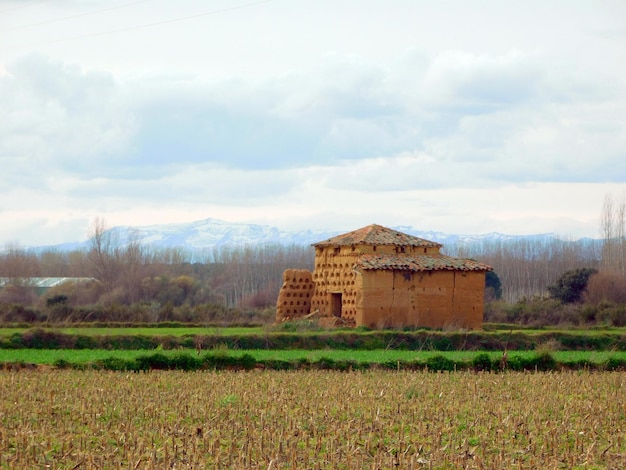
top-left (313, 224), bottom-right (442, 248)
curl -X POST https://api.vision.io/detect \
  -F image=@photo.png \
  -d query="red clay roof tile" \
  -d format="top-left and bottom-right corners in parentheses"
top-left (313, 224), bottom-right (442, 248)
top-left (355, 253), bottom-right (492, 272)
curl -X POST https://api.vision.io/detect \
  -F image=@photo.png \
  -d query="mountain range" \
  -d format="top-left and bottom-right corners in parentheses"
top-left (32, 217), bottom-right (589, 254)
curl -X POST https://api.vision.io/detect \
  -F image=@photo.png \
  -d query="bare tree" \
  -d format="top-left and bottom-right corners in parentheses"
top-left (448, 237), bottom-right (601, 303)
top-left (601, 193), bottom-right (615, 272)
top-left (600, 191), bottom-right (626, 275)
top-left (120, 229), bottom-right (146, 303)
top-left (0, 242), bottom-right (41, 278)
top-left (616, 194), bottom-right (626, 276)
top-left (87, 217), bottom-right (120, 293)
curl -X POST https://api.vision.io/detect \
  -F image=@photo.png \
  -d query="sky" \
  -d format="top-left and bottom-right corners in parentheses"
top-left (1, 0), bottom-right (625, 247)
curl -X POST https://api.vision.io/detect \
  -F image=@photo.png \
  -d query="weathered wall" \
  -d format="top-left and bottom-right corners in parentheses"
top-left (310, 246), bottom-right (359, 322)
top-left (356, 270), bottom-right (485, 329)
top-left (450, 271), bottom-right (486, 329)
top-left (275, 269), bottom-right (314, 322)
top-left (357, 245), bottom-right (441, 256)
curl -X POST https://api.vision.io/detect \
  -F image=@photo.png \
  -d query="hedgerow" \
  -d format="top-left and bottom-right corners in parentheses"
top-left (17, 351), bottom-right (619, 372)
top-left (3, 329), bottom-right (625, 351)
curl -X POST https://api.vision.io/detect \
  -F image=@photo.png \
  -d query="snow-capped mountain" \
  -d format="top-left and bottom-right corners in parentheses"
top-left (33, 217), bottom-right (577, 254)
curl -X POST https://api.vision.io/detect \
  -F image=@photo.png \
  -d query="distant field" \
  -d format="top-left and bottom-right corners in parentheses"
top-left (2, 348), bottom-right (625, 365)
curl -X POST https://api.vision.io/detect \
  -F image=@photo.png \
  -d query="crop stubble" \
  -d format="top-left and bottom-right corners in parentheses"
top-left (0, 370), bottom-right (624, 469)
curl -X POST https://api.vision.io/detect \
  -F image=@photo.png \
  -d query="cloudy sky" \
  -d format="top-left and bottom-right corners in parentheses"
top-left (1, 0), bottom-right (625, 247)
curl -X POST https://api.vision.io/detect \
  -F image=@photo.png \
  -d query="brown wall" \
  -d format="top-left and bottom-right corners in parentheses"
top-left (356, 270), bottom-right (485, 329)
top-left (355, 245), bottom-right (441, 256)
top-left (451, 271), bottom-right (485, 329)
top-left (275, 269), bottom-right (314, 322)
top-left (310, 246), bottom-right (359, 322)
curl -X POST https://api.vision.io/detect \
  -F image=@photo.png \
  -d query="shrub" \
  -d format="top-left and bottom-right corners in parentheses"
top-left (485, 271), bottom-right (503, 301)
top-left (53, 359), bottom-right (72, 369)
top-left (504, 353), bottom-right (556, 371)
top-left (531, 352), bottom-right (557, 371)
top-left (316, 357), bottom-right (337, 370)
top-left (472, 353), bottom-right (494, 372)
top-left (586, 272), bottom-right (626, 305)
top-left (548, 268), bottom-right (597, 304)
top-left (96, 357), bottom-right (137, 371)
top-left (0, 304), bottom-right (40, 323)
top-left (604, 356), bottom-right (626, 371)
top-left (426, 355), bottom-right (455, 372)
top-left (136, 353), bottom-right (171, 370)
top-left (238, 353), bottom-right (257, 370)
top-left (169, 353), bottom-right (202, 371)
top-left (0, 285), bottom-right (37, 306)
top-left (261, 359), bottom-right (295, 370)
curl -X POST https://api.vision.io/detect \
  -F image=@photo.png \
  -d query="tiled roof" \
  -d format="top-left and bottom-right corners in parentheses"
top-left (313, 224), bottom-right (442, 248)
top-left (355, 254), bottom-right (492, 272)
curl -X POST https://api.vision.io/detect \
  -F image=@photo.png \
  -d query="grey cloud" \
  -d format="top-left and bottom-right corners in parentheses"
top-left (58, 163), bottom-right (299, 208)
top-left (0, 53), bottom-right (135, 184)
top-left (2, 47), bottom-right (624, 192)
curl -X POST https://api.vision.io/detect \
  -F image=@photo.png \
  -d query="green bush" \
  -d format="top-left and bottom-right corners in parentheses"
top-left (238, 353), bottom-right (257, 370)
top-left (136, 353), bottom-right (171, 370)
top-left (96, 357), bottom-right (137, 371)
top-left (530, 352), bottom-right (557, 371)
top-left (53, 358), bottom-right (72, 369)
top-left (316, 357), bottom-right (336, 370)
top-left (548, 268), bottom-right (597, 304)
top-left (604, 356), bottom-right (626, 371)
top-left (170, 353), bottom-right (202, 371)
top-left (472, 353), bottom-right (494, 371)
top-left (426, 355), bottom-right (456, 372)
top-left (504, 352), bottom-right (557, 371)
top-left (261, 359), bottom-right (296, 370)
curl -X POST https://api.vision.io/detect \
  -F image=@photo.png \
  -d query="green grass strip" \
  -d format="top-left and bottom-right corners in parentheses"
top-left (2, 349), bottom-right (626, 365)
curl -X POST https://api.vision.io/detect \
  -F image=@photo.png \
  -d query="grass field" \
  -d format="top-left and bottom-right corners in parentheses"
top-left (2, 348), bottom-right (626, 366)
top-left (1, 369), bottom-right (624, 468)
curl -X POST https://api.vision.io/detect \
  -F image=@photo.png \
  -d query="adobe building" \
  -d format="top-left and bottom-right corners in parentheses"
top-left (276, 224), bottom-right (492, 329)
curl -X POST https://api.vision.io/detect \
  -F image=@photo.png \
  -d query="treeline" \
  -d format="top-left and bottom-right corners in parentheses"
top-left (0, 244), bottom-right (313, 303)
top-left (0, 244), bottom-right (313, 308)
top-left (445, 238), bottom-right (602, 302)
top-left (0, 233), bottom-right (313, 323)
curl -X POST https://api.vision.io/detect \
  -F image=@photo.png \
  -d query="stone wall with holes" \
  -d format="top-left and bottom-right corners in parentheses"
top-left (309, 245), bottom-right (360, 323)
top-left (275, 269), bottom-right (314, 322)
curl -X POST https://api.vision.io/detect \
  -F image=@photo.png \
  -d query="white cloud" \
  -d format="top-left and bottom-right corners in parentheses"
top-left (0, 0), bottom-right (625, 246)
top-left (0, 54), bottom-right (136, 185)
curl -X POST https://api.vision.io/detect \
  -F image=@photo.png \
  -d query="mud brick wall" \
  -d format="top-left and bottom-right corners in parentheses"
top-left (275, 269), bottom-right (314, 322)
top-left (357, 270), bottom-right (486, 329)
top-left (310, 245), bottom-right (359, 322)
